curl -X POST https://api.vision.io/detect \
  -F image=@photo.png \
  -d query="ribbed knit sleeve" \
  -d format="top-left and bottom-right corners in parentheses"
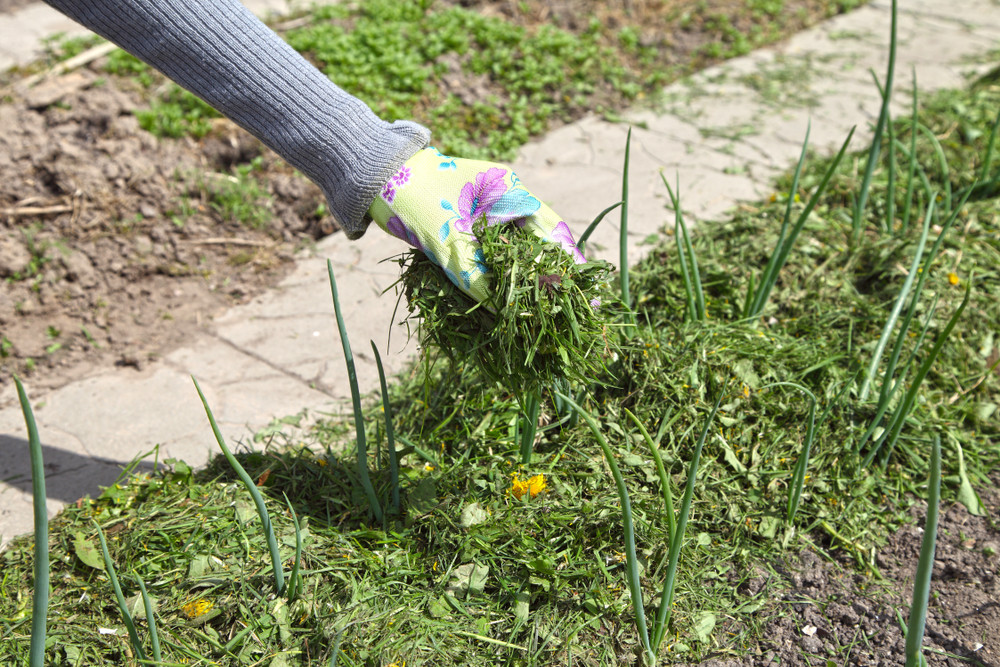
top-left (43, 0), bottom-right (431, 238)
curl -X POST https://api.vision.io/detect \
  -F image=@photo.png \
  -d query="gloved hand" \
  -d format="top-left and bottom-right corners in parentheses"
top-left (367, 147), bottom-right (586, 304)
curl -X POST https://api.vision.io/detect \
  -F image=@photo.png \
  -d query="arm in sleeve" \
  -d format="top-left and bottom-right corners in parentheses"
top-left (43, 0), bottom-right (431, 238)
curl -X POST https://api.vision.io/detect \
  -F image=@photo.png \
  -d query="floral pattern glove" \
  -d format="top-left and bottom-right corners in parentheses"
top-left (367, 147), bottom-right (586, 304)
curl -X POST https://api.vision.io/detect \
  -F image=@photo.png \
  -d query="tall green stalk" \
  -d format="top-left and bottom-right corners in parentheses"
top-left (858, 207), bottom-right (933, 401)
top-left (327, 260), bottom-right (384, 523)
top-left (94, 521), bottom-right (148, 663)
top-left (905, 435), bottom-right (941, 667)
top-left (661, 172), bottom-right (704, 322)
top-left (620, 127), bottom-right (634, 325)
top-left (14, 377), bottom-right (48, 667)
top-left (371, 341), bottom-right (401, 517)
top-left (652, 388), bottom-right (725, 648)
top-left (851, 0), bottom-right (898, 245)
top-left (746, 127), bottom-right (856, 320)
top-left (193, 376), bottom-right (286, 594)
top-left (868, 279), bottom-right (971, 466)
top-left (135, 575), bottom-right (161, 663)
top-left (555, 391), bottom-right (654, 664)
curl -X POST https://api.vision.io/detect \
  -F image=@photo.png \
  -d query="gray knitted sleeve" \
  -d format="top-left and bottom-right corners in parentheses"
top-left (43, 0), bottom-right (431, 238)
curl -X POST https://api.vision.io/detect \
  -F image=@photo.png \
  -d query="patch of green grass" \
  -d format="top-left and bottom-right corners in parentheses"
top-left (173, 157), bottom-right (273, 229)
top-left (135, 85), bottom-right (221, 139)
top-left (282, 0), bottom-right (644, 159)
top-left (85, 0), bottom-right (861, 159)
top-left (39, 32), bottom-right (105, 63)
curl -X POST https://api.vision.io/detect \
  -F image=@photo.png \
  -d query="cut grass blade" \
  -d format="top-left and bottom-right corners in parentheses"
top-left (14, 376), bottom-right (48, 667)
top-left (904, 435), bottom-right (941, 667)
top-left (93, 520), bottom-right (147, 664)
top-left (555, 391), bottom-right (653, 664)
top-left (660, 172), bottom-right (704, 322)
top-left (851, 0), bottom-right (897, 244)
top-left (134, 574), bottom-right (161, 664)
top-left (371, 341), bottom-right (401, 517)
top-left (192, 376), bottom-right (285, 594)
top-left (747, 126), bottom-right (857, 320)
top-left (652, 386), bottom-right (726, 649)
top-left (578, 200), bottom-right (622, 251)
top-left (328, 259), bottom-right (384, 523)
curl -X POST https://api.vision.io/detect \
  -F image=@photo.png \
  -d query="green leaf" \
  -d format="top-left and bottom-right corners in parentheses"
top-left (514, 590), bottom-right (530, 624)
top-left (528, 555), bottom-right (556, 576)
top-left (955, 441), bottom-right (986, 516)
top-left (692, 612), bottom-right (716, 642)
top-left (73, 532), bottom-right (105, 570)
top-left (460, 502), bottom-right (488, 528)
top-left (408, 477), bottom-right (437, 516)
top-left (233, 497), bottom-right (257, 524)
top-left (721, 442), bottom-right (747, 473)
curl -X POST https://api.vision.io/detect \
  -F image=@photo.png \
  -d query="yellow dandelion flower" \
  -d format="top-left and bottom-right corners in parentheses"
top-left (424, 463), bottom-right (436, 471)
top-left (510, 473), bottom-right (547, 500)
top-left (181, 598), bottom-right (213, 619)
top-left (947, 272), bottom-right (959, 286)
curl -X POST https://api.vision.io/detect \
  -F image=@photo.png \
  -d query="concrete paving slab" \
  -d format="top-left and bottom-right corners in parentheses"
top-left (4, 0), bottom-right (1000, 549)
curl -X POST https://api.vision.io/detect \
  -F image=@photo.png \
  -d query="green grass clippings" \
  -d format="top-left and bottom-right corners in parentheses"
top-left (399, 219), bottom-right (624, 401)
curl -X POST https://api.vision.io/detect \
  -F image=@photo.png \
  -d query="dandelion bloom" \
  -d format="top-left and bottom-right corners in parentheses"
top-left (511, 472), bottom-right (547, 500)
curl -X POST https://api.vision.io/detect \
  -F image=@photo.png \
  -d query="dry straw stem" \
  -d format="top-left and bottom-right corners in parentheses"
top-left (400, 220), bottom-right (625, 400)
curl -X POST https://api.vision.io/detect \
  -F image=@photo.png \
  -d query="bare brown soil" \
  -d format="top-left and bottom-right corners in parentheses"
top-left (0, 70), bottom-right (328, 399)
top-left (700, 479), bottom-right (1000, 666)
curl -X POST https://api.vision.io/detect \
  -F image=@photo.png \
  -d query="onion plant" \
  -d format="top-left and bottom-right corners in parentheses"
top-left (851, 0), bottom-right (898, 243)
top-left (327, 260), bottom-right (384, 523)
top-left (660, 172), bottom-right (704, 322)
top-left (371, 341), bottom-right (401, 516)
top-left (743, 125), bottom-right (856, 321)
top-left (557, 386), bottom-right (725, 663)
top-left (864, 278), bottom-right (972, 467)
top-left (193, 376), bottom-right (287, 595)
top-left (93, 520), bottom-right (147, 663)
top-left (620, 127), bottom-right (633, 322)
top-left (134, 574), bottom-right (161, 663)
top-left (14, 377), bottom-right (48, 667)
top-left (904, 435), bottom-right (942, 667)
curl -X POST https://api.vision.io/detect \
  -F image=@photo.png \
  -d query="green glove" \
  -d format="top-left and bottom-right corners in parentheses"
top-left (367, 147), bottom-right (586, 303)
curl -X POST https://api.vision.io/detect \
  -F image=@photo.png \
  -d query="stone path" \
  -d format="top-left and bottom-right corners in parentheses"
top-left (2, 0), bottom-right (999, 547)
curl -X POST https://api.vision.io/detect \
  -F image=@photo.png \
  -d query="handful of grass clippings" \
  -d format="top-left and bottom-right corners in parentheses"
top-left (399, 220), bottom-right (623, 398)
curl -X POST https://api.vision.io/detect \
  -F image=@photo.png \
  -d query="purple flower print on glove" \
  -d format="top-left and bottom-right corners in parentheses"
top-left (454, 167), bottom-right (510, 233)
top-left (393, 165), bottom-right (411, 187)
top-left (549, 221), bottom-right (586, 264)
top-left (382, 180), bottom-right (396, 204)
top-left (385, 216), bottom-right (423, 251)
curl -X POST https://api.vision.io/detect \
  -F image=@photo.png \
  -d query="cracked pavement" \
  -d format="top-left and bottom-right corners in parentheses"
top-left (3, 0), bottom-right (1000, 547)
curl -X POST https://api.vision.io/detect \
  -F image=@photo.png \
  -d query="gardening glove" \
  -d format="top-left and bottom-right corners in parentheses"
top-left (367, 147), bottom-right (586, 304)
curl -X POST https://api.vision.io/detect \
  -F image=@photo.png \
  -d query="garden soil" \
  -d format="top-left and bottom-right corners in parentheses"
top-left (689, 474), bottom-right (1000, 666)
top-left (1, 1), bottom-right (998, 664)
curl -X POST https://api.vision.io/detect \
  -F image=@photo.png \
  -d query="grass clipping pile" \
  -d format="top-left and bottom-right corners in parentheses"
top-left (399, 221), bottom-right (623, 396)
